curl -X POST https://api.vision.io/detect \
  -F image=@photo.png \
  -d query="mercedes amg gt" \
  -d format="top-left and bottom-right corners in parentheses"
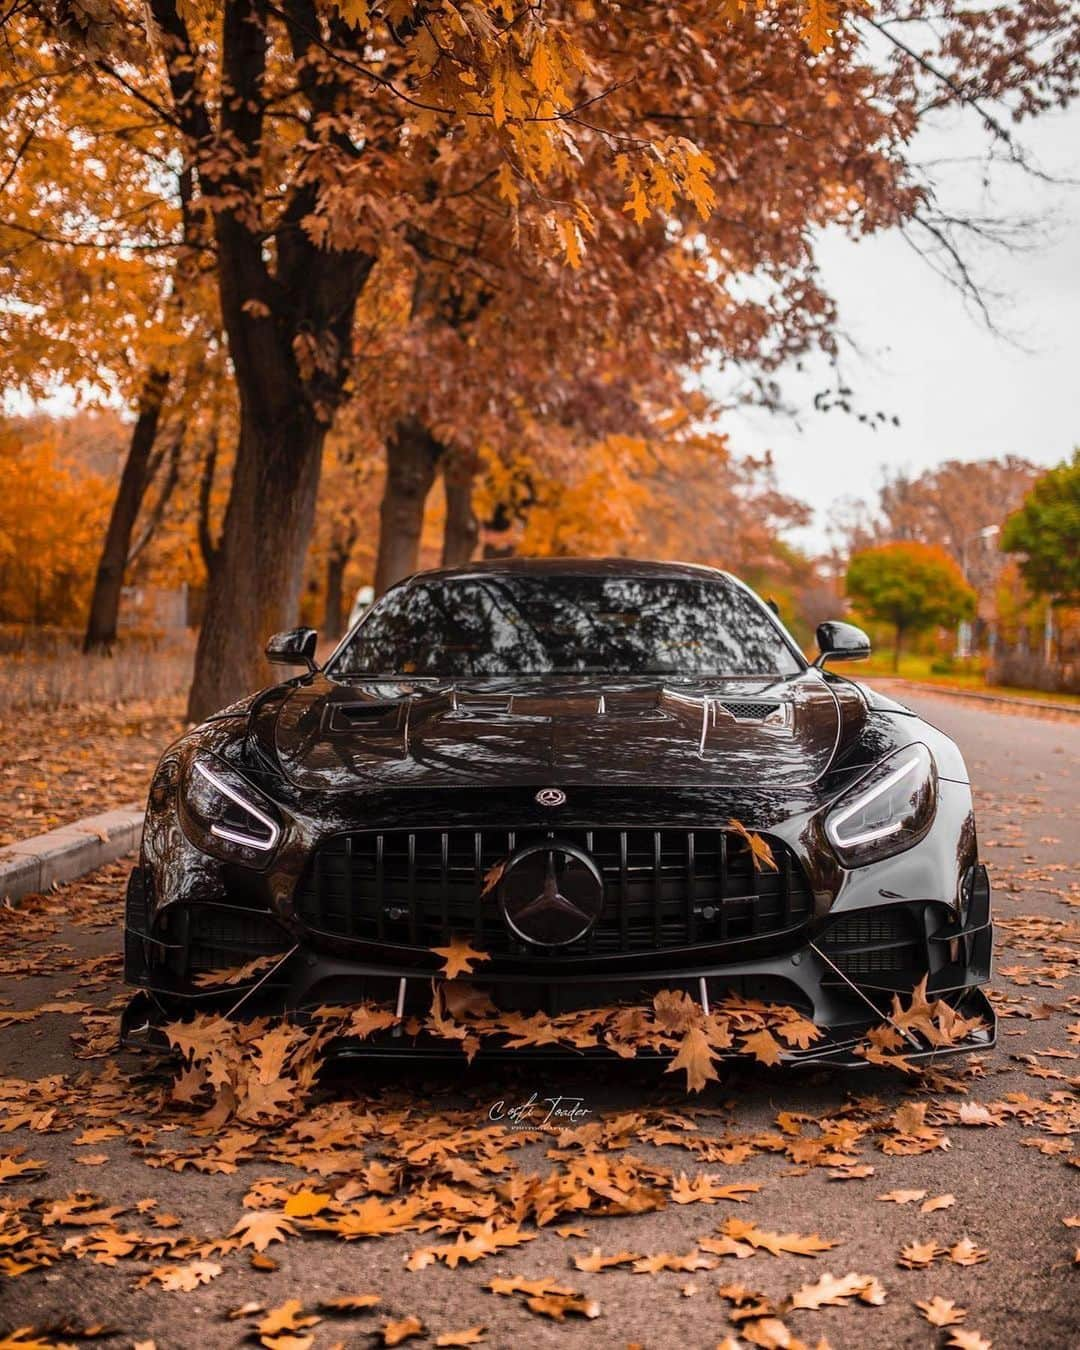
top-left (122, 558), bottom-right (994, 1065)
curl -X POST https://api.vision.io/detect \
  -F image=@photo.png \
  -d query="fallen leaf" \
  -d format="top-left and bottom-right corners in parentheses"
top-left (665, 1024), bottom-right (719, 1093)
top-left (917, 1296), bottom-right (967, 1328)
top-left (877, 1189), bottom-right (927, 1205)
top-left (258, 1302), bottom-right (321, 1335)
top-left (789, 1271), bottom-right (886, 1309)
top-left (946, 1332), bottom-right (992, 1350)
top-left (573, 1248), bottom-right (640, 1272)
top-left (231, 1211), bottom-right (296, 1252)
top-left (283, 1190), bottom-right (332, 1217)
top-left (430, 938), bottom-right (491, 979)
top-left (435, 1329), bottom-right (486, 1347)
top-left (728, 819), bottom-right (779, 872)
top-left (154, 1260), bottom-right (223, 1292)
top-left (381, 1315), bottom-right (425, 1345)
top-left (948, 1238), bottom-right (989, 1266)
top-left (320, 1294), bottom-right (381, 1312)
top-left (920, 1193), bottom-right (956, 1213)
top-left (898, 1240), bottom-right (944, 1270)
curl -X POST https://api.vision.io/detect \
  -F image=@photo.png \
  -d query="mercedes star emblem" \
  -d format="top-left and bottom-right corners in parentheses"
top-left (535, 787), bottom-right (567, 807)
top-left (498, 840), bottom-right (604, 947)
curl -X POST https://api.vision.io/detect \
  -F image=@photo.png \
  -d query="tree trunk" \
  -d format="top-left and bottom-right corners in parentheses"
top-left (83, 369), bottom-right (170, 653)
top-left (196, 412), bottom-right (222, 580)
top-left (442, 456), bottom-right (479, 567)
top-left (893, 623), bottom-right (903, 673)
top-left (324, 548), bottom-right (349, 639)
top-left (186, 405), bottom-right (327, 721)
top-left (373, 418), bottom-right (444, 594)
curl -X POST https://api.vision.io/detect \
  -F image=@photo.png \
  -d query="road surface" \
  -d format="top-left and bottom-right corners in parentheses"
top-left (1, 690), bottom-right (1076, 1350)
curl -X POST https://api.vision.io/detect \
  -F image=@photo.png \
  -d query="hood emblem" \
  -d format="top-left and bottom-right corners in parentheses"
top-left (498, 840), bottom-right (604, 947)
top-left (535, 787), bottom-right (566, 807)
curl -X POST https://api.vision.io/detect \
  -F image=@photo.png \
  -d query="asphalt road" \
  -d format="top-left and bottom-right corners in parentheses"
top-left (1, 690), bottom-right (1077, 1350)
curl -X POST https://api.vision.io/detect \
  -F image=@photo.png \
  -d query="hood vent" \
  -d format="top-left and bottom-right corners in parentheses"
top-left (718, 701), bottom-right (783, 722)
top-left (328, 702), bottom-right (404, 732)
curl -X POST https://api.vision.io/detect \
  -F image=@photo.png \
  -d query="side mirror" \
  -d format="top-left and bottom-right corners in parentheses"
top-left (814, 620), bottom-right (870, 668)
top-left (265, 627), bottom-right (319, 673)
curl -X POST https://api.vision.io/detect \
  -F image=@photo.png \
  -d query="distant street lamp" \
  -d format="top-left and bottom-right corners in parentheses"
top-left (956, 524), bottom-right (1001, 659)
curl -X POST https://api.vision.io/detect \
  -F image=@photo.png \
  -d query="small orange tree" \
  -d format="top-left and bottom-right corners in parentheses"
top-left (845, 542), bottom-right (975, 672)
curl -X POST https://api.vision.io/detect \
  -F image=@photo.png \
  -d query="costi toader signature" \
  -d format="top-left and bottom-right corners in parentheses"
top-left (488, 1092), bottom-right (593, 1131)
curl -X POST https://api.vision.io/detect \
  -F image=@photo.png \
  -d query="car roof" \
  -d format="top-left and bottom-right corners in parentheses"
top-left (399, 557), bottom-right (737, 587)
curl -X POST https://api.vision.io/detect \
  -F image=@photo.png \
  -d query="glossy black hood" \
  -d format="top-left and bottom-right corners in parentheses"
top-left (263, 670), bottom-right (867, 792)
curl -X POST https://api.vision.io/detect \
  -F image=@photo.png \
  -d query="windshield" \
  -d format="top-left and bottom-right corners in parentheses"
top-left (329, 573), bottom-right (802, 679)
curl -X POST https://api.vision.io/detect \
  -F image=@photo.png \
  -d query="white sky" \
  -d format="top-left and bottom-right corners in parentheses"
top-left (711, 103), bottom-right (1080, 554)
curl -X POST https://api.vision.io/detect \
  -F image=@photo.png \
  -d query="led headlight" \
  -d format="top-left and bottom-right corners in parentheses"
top-left (825, 743), bottom-right (937, 867)
top-left (179, 753), bottom-right (281, 862)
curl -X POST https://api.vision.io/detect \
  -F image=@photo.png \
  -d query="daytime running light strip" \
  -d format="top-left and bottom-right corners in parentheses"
top-left (828, 750), bottom-right (924, 848)
top-left (193, 759), bottom-right (281, 852)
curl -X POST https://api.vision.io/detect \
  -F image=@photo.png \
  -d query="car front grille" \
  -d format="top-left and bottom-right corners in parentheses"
top-left (293, 826), bottom-right (814, 957)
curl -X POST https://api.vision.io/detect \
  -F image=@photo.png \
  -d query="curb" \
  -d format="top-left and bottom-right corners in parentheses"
top-left (863, 677), bottom-right (1080, 718)
top-left (0, 805), bottom-right (144, 904)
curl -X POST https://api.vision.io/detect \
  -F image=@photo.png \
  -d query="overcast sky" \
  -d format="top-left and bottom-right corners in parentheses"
top-left (711, 102), bottom-right (1080, 555)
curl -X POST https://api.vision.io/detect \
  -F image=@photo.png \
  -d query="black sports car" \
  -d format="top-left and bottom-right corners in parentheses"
top-left (122, 558), bottom-right (994, 1065)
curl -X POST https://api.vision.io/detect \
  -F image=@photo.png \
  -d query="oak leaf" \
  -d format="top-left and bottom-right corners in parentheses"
top-left (283, 1190), bottom-right (332, 1218)
top-left (728, 819), bottom-right (779, 872)
top-left (230, 1211), bottom-right (296, 1252)
top-left (0, 1154), bottom-right (47, 1183)
top-left (258, 1302), bottom-right (320, 1335)
top-left (381, 1315), bottom-right (425, 1346)
top-left (920, 1193), bottom-right (956, 1213)
top-left (669, 1175), bottom-right (761, 1205)
top-left (431, 937), bottom-right (491, 979)
top-left (917, 1296), bottom-right (967, 1328)
top-left (320, 1294), bottom-right (381, 1312)
top-left (435, 1331), bottom-right (486, 1347)
top-left (948, 1238), bottom-right (989, 1266)
top-left (877, 1189), bottom-right (927, 1205)
top-left (898, 1240), bottom-right (944, 1270)
top-left (739, 1029), bottom-right (784, 1067)
top-left (155, 1259), bottom-right (222, 1291)
top-left (573, 1247), bottom-right (639, 1272)
top-left (524, 1293), bottom-right (600, 1321)
top-left (789, 1271), bottom-right (886, 1309)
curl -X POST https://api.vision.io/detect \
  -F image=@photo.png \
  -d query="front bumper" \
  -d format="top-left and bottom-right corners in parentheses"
top-left (121, 866), bottom-right (995, 1069)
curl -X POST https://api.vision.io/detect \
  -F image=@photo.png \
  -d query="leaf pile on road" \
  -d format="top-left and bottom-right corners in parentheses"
top-left (1, 846), bottom-right (1078, 1346)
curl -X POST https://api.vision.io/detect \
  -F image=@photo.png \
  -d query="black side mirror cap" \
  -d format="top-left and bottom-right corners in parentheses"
top-left (814, 620), bottom-right (871, 668)
top-left (266, 627), bottom-right (319, 672)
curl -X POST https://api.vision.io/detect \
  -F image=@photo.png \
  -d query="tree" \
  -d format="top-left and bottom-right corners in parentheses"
top-left (0, 26), bottom-right (222, 650)
top-left (0, 420), bottom-right (112, 626)
top-left (859, 458), bottom-right (1041, 617)
top-left (1001, 451), bottom-right (1080, 605)
top-left (845, 542), bottom-right (976, 671)
top-left (14, 0), bottom-right (1080, 717)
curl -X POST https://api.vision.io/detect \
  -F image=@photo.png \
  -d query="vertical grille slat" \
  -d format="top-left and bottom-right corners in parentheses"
top-left (295, 824), bottom-right (813, 956)
top-left (407, 832), bottom-right (417, 944)
top-left (375, 834), bottom-right (385, 941)
top-left (652, 831), bottom-right (663, 946)
top-left (750, 840), bottom-right (761, 935)
top-left (685, 832), bottom-right (697, 944)
top-left (781, 848), bottom-right (792, 929)
top-left (440, 832), bottom-right (449, 933)
top-left (473, 831), bottom-right (484, 943)
top-left (618, 831), bottom-right (629, 951)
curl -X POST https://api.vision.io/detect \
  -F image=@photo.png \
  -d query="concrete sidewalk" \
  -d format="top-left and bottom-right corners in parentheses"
top-left (0, 804), bottom-right (143, 903)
